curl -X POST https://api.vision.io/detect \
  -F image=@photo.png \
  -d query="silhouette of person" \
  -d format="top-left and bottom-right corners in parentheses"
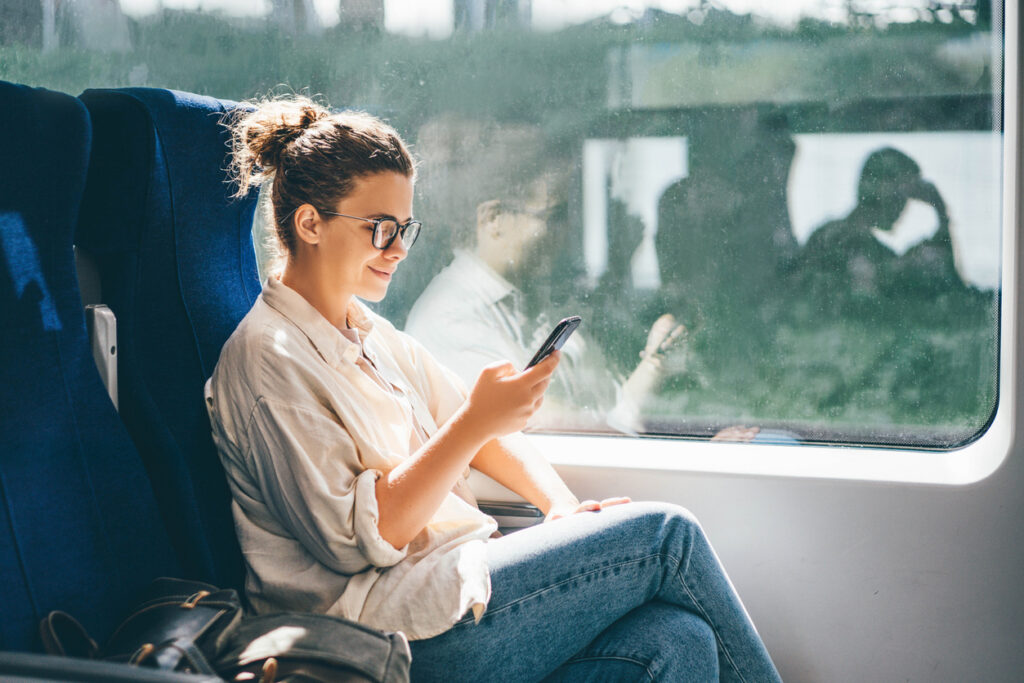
top-left (793, 146), bottom-right (993, 423)
top-left (797, 147), bottom-right (959, 317)
top-left (656, 109), bottom-right (797, 314)
top-left (889, 177), bottom-right (962, 301)
top-left (651, 110), bottom-right (798, 396)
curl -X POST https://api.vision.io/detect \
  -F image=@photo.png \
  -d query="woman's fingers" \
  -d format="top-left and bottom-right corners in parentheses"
top-left (710, 425), bottom-right (760, 442)
top-left (546, 498), bottom-right (634, 523)
top-left (465, 349), bottom-right (563, 438)
top-left (523, 349), bottom-right (560, 381)
top-left (530, 377), bottom-right (551, 396)
top-left (573, 498), bottom-right (631, 515)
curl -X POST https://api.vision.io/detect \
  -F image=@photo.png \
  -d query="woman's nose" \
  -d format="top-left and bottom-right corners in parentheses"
top-left (384, 237), bottom-right (408, 261)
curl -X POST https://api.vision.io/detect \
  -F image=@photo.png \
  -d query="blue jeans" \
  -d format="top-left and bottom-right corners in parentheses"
top-left (410, 502), bottom-right (781, 682)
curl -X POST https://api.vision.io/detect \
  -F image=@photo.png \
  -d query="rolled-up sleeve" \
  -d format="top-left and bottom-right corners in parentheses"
top-left (247, 397), bottom-right (408, 574)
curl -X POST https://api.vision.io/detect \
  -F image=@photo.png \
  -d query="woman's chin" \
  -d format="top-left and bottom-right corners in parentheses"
top-left (359, 285), bottom-right (389, 303)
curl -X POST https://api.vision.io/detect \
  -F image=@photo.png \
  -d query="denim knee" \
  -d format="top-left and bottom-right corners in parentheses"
top-left (612, 501), bottom-right (705, 559)
top-left (642, 500), bottom-right (700, 525)
top-left (543, 601), bottom-right (718, 683)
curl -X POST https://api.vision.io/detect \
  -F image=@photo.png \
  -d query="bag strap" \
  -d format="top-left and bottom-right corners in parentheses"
top-left (39, 611), bottom-right (100, 660)
top-left (135, 637), bottom-right (219, 675)
top-left (104, 596), bottom-right (241, 670)
top-left (381, 632), bottom-right (412, 683)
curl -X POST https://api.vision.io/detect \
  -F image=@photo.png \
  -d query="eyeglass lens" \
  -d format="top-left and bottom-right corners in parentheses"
top-left (373, 220), bottom-right (421, 250)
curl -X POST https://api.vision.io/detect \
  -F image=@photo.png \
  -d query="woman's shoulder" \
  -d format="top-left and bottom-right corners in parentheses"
top-left (220, 296), bottom-right (276, 355)
top-left (214, 296), bottom-right (314, 402)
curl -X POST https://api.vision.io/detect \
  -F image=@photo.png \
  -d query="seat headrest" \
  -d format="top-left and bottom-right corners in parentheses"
top-left (77, 87), bottom-right (260, 376)
top-left (77, 88), bottom-right (252, 253)
top-left (1, 81), bottom-right (91, 268)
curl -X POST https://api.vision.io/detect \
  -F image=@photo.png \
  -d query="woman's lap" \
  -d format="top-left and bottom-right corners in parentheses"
top-left (409, 501), bottom-right (777, 683)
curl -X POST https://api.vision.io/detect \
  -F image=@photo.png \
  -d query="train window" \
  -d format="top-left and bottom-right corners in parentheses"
top-left (3, 1), bottom-right (1008, 479)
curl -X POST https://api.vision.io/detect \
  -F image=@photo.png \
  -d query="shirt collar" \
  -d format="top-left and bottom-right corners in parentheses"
top-left (261, 276), bottom-right (376, 367)
top-left (449, 249), bottom-right (519, 307)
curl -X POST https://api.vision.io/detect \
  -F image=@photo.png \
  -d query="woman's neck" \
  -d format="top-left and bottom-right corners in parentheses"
top-left (280, 262), bottom-right (352, 330)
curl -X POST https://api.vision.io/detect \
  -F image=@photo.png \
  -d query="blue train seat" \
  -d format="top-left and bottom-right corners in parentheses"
top-left (0, 81), bottom-right (180, 651)
top-left (76, 88), bottom-right (261, 592)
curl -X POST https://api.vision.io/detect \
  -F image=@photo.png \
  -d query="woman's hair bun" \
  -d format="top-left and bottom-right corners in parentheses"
top-left (225, 95), bottom-right (331, 197)
top-left (298, 104), bottom-right (329, 130)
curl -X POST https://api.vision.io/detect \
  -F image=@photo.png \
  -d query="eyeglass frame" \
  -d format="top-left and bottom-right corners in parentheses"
top-left (319, 210), bottom-right (423, 250)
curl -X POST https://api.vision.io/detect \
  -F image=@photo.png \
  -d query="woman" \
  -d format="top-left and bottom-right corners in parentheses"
top-left (205, 95), bottom-right (781, 682)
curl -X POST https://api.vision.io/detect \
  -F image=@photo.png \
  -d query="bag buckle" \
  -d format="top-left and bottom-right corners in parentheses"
top-left (129, 642), bottom-right (155, 665)
top-left (181, 590), bottom-right (211, 609)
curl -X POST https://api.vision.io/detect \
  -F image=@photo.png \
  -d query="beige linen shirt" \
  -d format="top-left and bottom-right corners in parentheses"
top-left (204, 277), bottom-right (498, 640)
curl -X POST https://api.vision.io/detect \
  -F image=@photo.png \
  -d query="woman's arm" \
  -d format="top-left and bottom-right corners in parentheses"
top-left (375, 352), bottom-right (559, 548)
top-left (470, 433), bottom-right (579, 516)
top-left (471, 435), bottom-right (631, 521)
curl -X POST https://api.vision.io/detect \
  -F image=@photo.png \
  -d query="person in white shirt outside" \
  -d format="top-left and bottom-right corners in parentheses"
top-left (405, 178), bottom-right (686, 435)
top-left (205, 94), bottom-right (781, 682)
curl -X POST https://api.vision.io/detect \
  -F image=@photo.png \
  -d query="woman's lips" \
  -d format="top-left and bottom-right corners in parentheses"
top-left (369, 266), bottom-right (393, 281)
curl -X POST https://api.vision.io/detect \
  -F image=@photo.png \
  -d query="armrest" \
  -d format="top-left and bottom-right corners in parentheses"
top-left (478, 500), bottom-right (544, 530)
top-left (0, 651), bottom-right (222, 682)
top-left (85, 304), bottom-right (118, 410)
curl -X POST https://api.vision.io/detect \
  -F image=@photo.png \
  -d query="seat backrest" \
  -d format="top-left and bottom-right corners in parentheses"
top-left (0, 81), bottom-right (180, 651)
top-left (76, 88), bottom-right (260, 591)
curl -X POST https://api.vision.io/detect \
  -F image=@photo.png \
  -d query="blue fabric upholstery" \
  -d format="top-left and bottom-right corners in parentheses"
top-left (0, 81), bottom-right (180, 651)
top-left (76, 88), bottom-right (260, 591)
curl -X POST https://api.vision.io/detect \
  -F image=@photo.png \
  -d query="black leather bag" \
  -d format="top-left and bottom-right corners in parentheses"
top-left (41, 578), bottom-right (411, 683)
top-left (214, 613), bottom-right (411, 683)
top-left (42, 578), bottom-right (242, 675)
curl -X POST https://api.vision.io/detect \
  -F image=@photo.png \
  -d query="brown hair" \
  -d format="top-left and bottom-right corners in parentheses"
top-left (226, 95), bottom-right (415, 260)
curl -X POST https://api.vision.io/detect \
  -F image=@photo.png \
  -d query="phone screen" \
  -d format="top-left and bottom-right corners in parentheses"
top-left (525, 316), bottom-right (581, 369)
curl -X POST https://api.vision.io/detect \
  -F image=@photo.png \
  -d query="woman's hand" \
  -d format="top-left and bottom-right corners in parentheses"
top-left (377, 351), bottom-right (559, 549)
top-left (710, 425), bottom-right (760, 442)
top-left (545, 497), bottom-right (632, 522)
top-left (460, 351), bottom-right (560, 442)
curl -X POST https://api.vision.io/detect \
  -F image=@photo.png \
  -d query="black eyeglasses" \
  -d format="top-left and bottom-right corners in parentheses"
top-left (320, 210), bottom-right (422, 250)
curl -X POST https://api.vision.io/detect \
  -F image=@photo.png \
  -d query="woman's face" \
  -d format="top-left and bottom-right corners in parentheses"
top-left (318, 171), bottom-right (415, 303)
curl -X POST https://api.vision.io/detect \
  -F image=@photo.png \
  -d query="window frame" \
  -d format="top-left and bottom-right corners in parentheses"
top-left (524, 2), bottom-right (1018, 487)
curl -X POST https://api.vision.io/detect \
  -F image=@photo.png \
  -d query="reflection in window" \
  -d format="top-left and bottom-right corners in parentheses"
top-left (3, 0), bottom-right (1001, 447)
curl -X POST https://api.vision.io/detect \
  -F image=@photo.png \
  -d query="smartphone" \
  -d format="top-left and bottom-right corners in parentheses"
top-left (525, 316), bottom-right (581, 369)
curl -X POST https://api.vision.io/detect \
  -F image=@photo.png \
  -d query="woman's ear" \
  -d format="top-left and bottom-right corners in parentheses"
top-left (292, 204), bottom-right (322, 247)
